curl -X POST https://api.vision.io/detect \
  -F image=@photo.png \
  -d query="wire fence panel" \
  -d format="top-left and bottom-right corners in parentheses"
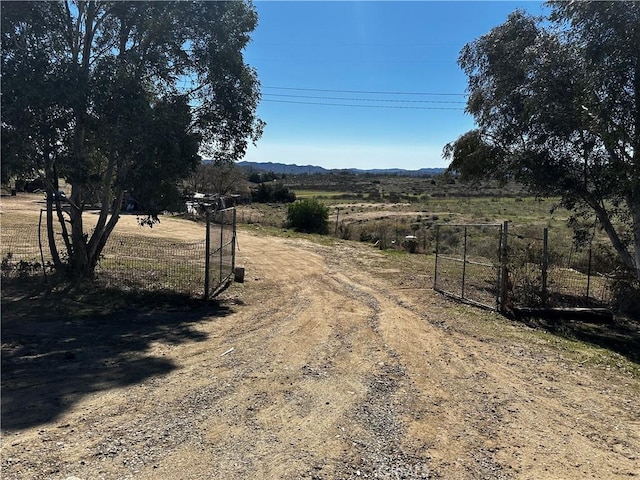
top-left (434, 222), bottom-right (616, 311)
top-left (434, 224), bottom-right (502, 310)
top-left (1, 207), bottom-right (237, 298)
top-left (1, 212), bottom-right (61, 278)
top-left (96, 233), bottom-right (207, 296)
top-left (507, 226), bottom-right (614, 308)
top-left (1, 225), bottom-right (41, 277)
top-left (205, 207), bottom-right (236, 297)
top-left (505, 225), bottom-right (547, 308)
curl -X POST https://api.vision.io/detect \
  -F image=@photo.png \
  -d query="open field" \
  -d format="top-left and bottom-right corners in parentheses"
top-left (239, 175), bottom-right (625, 309)
top-left (283, 172), bottom-right (527, 202)
top-left (240, 175), bottom-right (574, 239)
top-left (2, 192), bottom-right (639, 479)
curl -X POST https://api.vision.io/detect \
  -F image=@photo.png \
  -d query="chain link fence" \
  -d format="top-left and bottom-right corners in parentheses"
top-left (1, 208), bottom-right (236, 299)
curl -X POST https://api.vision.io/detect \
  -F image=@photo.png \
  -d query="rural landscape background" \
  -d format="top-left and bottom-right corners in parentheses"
top-left (2, 167), bottom-right (639, 478)
top-left (2, 0), bottom-right (639, 479)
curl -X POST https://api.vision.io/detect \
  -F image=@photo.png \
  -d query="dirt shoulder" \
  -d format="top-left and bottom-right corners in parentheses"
top-left (2, 224), bottom-right (639, 479)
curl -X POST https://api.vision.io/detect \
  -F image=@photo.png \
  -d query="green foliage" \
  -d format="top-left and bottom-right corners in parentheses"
top-left (445, 2), bottom-right (640, 280)
top-left (609, 279), bottom-right (640, 317)
top-left (1, 1), bottom-right (263, 278)
top-left (251, 183), bottom-right (296, 203)
top-left (186, 163), bottom-right (247, 196)
top-left (248, 171), bottom-right (280, 183)
top-left (1, 252), bottom-right (53, 279)
top-left (286, 199), bottom-right (329, 235)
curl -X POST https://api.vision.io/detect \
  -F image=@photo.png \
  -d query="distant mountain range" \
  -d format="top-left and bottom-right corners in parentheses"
top-left (235, 161), bottom-right (445, 177)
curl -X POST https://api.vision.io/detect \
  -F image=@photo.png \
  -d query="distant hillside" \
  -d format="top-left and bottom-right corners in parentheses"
top-left (236, 161), bottom-right (327, 175)
top-left (236, 161), bottom-right (445, 177)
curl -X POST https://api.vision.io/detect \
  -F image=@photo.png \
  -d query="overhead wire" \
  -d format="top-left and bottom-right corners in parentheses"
top-left (263, 93), bottom-right (466, 104)
top-left (260, 86), bottom-right (468, 110)
top-left (263, 85), bottom-right (467, 97)
top-left (261, 99), bottom-right (464, 110)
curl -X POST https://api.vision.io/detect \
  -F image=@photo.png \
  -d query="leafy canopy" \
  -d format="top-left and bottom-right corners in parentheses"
top-left (444, 1), bottom-right (640, 280)
top-left (1, 1), bottom-right (263, 278)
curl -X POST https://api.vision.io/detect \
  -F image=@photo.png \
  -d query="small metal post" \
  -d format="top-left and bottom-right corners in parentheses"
top-left (434, 224), bottom-right (440, 290)
top-left (586, 244), bottom-right (593, 304)
top-left (461, 225), bottom-right (468, 299)
top-left (220, 209), bottom-right (224, 283)
top-left (204, 211), bottom-right (211, 299)
top-left (499, 221), bottom-right (509, 312)
top-left (494, 223), bottom-right (502, 310)
top-left (231, 208), bottom-right (237, 273)
top-left (542, 227), bottom-right (549, 307)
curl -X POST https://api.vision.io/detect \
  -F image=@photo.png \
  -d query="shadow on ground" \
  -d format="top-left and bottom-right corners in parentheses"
top-left (1, 278), bottom-right (233, 432)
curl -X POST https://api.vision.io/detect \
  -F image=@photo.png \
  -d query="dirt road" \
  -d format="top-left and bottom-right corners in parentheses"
top-left (2, 223), bottom-right (639, 479)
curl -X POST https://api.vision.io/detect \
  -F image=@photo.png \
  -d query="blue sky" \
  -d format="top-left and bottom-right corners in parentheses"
top-left (243, 1), bottom-right (546, 170)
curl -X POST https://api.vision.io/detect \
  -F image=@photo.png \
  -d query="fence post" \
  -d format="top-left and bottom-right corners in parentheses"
top-left (495, 223), bottom-right (503, 310)
top-left (499, 221), bottom-right (509, 312)
top-left (434, 224), bottom-right (440, 290)
top-left (461, 225), bottom-right (468, 299)
top-left (586, 243), bottom-right (593, 304)
top-left (204, 211), bottom-right (210, 299)
top-left (220, 209), bottom-right (224, 284)
top-left (232, 208), bottom-right (237, 272)
top-left (38, 209), bottom-right (48, 284)
top-left (542, 227), bottom-right (549, 307)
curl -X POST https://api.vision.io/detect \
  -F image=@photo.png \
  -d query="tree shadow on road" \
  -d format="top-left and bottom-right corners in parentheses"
top-left (1, 278), bottom-right (233, 432)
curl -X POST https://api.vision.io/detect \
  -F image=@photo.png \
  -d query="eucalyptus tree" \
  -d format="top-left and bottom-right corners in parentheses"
top-left (1, 1), bottom-right (263, 278)
top-left (186, 162), bottom-right (247, 197)
top-left (443, 1), bottom-right (640, 280)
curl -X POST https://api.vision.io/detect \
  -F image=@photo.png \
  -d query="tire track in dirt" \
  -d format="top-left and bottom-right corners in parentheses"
top-left (2, 228), bottom-right (639, 480)
top-left (329, 265), bottom-right (639, 479)
top-left (281, 239), bottom-right (639, 479)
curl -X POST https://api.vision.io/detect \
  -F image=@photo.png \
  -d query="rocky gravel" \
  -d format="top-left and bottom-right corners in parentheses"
top-left (2, 225), bottom-right (639, 479)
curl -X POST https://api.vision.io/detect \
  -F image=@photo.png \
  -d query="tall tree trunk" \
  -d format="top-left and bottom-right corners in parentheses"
top-left (45, 197), bottom-right (63, 271)
top-left (88, 189), bottom-right (124, 272)
top-left (65, 1), bottom-right (97, 280)
top-left (586, 196), bottom-right (637, 276)
top-left (629, 192), bottom-right (640, 281)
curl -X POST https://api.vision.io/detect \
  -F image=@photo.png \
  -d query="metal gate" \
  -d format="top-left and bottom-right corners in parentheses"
top-left (434, 223), bottom-right (504, 310)
top-left (204, 207), bottom-right (237, 298)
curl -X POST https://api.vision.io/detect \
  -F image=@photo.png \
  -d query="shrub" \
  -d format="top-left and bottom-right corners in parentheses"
top-left (1, 252), bottom-right (51, 278)
top-left (337, 221), bottom-right (352, 240)
top-left (273, 184), bottom-right (296, 203)
top-left (286, 199), bottom-right (329, 234)
top-left (251, 183), bottom-right (296, 203)
top-left (359, 230), bottom-right (375, 243)
top-left (610, 277), bottom-right (640, 316)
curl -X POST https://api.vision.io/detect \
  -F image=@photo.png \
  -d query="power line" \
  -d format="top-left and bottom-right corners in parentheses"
top-left (261, 99), bottom-right (465, 110)
top-left (263, 85), bottom-right (467, 97)
top-left (263, 93), bottom-right (466, 104)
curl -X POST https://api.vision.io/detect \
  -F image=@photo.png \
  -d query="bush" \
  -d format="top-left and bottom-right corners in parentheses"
top-left (251, 183), bottom-right (296, 203)
top-left (610, 278), bottom-right (640, 316)
top-left (273, 184), bottom-right (296, 203)
top-left (286, 199), bottom-right (329, 234)
top-left (337, 221), bottom-right (352, 240)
